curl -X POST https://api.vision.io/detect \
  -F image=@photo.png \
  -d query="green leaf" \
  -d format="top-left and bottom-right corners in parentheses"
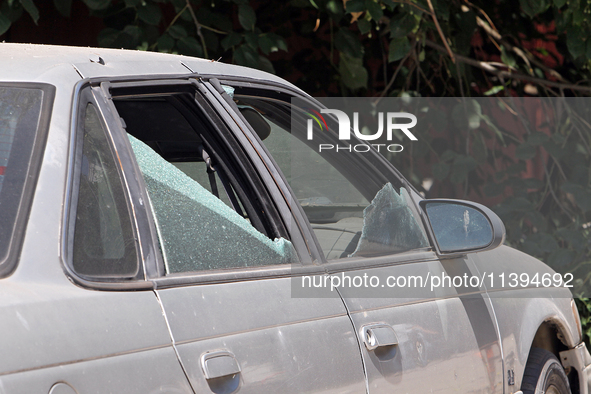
top-left (0, 13), bottom-right (11, 36)
top-left (124, 0), bottom-right (142, 6)
top-left (81, 0), bottom-right (111, 10)
top-left (338, 51), bottom-right (368, 90)
top-left (533, 232), bottom-right (559, 253)
top-left (234, 43), bottom-right (259, 68)
top-left (19, 0), bottom-right (39, 23)
top-left (357, 18), bottom-right (371, 35)
top-left (202, 29), bottom-right (219, 52)
top-left (177, 36), bottom-right (203, 57)
top-left (542, 140), bottom-right (566, 159)
top-left (519, 0), bottom-right (550, 17)
top-left (586, 39), bottom-right (591, 61)
top-left (515, 144), bottom-right (537, 160)
top-left (450, 155), bottom-right (477, 183)
top-left (440, 150), bottom-right (457, 162)
top-left (483, 182), bottom-right (505, 197)
top-left (221, 32), bottom-right (242, 51)
top-left (389, 12), bottom-right (418, 38)
top-left (527, 132), bottom-right (549, 145)
top-left (365, 0), bottom-right (382, 21)
top-left (335, 28), bottom-right (364, 58)
top-left (245, 31), bottom-right (258, 48)
top-left (122, 25), bottom-right (142, 45)
top-left (557, 228), bottom-right (586, 249)
top-left (554, 0), bottom-right (566, 7)
top-left (53, 0), bottom-right (72, 17)
top-left (521, 240), bottom-right (543, 256)
top-left (432, 162), bottom-right (450, 180)
top-left (548, 248), bottom-right (575, 268)
top-left (157, 34), bottom-right (175, 52)
top-left (344, 0), bottom-right (364, 12)
top-left (137, 3), bottom-right (161, 25)
top-left (472, 131), bottom-right (487, 162)
top-left (483, 85), bottom-right (504, 96)
top-left (258, 55), bottom-right (275, 74)
top-left (523, 178), bottom-right (543, 189)
top-left (258, 34), bottom-right (273, 55)
top-left (561, 183), bottom-right (591, 211)
top-left (97, 28), bottom-right (120, 47)
top-left (525, 210), bottom-right (546, 231)
top-left (567, 27), bottom-right (585, 59)
top-left (238, 4), bottom-right (256, 30)
top-left (500, 46), bottom-right (516, 68)
top-left (326, 0), bottom-right (343, 16)
top-left (168, 25), bottom-right (187, 39)
top-left (268, 32), bottom-right (287, 51)
top-left (451, 100), bottom-right (481, 130)
top-left (381, 0), bottom-right (396, 9)
top-left (388, 36), bottom-right (410, 62)
top-left (1, 1), bottom-right (23, 22)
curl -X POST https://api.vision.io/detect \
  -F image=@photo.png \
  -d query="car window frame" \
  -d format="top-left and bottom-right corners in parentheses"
top-left (0, 82), bottom-right (55, 278)
top-left (62, 83), bottom-right (154, 290)
top-left (85, 76), bottom-right (322, 288)
top-left (208, 77), bottom-right (439, 270)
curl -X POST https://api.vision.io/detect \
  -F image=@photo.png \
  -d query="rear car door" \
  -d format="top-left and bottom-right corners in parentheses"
top-left (0, 83), bottom-right (192, 393)
top-left (95, 78), bottom-right (367, 394)
top-left (215, 80), bottom-right (505, 394)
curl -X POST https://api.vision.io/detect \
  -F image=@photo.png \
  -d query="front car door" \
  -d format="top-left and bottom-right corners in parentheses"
top-left (214, 80), bottom-right (505, 394)
top-left (93, 78), bottom-right (367, 394)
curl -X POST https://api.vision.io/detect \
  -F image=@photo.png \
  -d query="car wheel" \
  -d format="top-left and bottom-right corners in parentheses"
top-left (521, 348), bottom-right (571, 394)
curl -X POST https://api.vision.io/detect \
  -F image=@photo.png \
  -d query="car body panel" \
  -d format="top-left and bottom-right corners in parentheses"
top-left (0, 347), bottom-right (192, 394)
top-left (336, 256), bottom-right (503, 393)
top-left (471, 246), bottom-right (582, 392)
top-left (157, 277), bottom-right (366, 393)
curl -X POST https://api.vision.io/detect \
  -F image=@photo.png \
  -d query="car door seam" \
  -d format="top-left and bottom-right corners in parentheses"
top-left (153, 289), bottom-right (197, 394)
top-left (335, 285), bottom-right (370, 394)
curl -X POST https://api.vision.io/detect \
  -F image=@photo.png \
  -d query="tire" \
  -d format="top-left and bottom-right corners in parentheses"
top-left (521, 348), bottom-right (571, 394)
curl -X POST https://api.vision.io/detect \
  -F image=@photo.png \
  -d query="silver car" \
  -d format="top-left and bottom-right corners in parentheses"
top-left (0, 43), bottom-right (589, 394)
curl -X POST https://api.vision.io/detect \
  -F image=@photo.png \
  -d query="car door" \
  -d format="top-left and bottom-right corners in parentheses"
top-left (95, 78), bottom-right (367, 394)
top-left (214, 81), bottom-right (505, 394)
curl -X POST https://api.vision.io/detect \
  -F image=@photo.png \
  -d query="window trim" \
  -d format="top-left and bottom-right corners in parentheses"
top-left (0, 82), bottom-right (55, 278)
top-left (62, 83), bottom-right (152, 290)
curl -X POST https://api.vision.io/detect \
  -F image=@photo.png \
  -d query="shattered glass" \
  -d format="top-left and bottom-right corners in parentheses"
top-left (128, 135), bottom-right (296, 273)
top-left (351, 183), bottom-right (429, 257)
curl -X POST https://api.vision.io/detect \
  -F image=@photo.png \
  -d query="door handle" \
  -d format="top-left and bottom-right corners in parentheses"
top-left (361, 324), bottom-right (398, 351)
top-left (201, 350), bottom-right (241, 380)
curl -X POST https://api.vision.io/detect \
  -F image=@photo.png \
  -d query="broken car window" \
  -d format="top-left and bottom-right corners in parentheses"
top-left (128, 135), bottom-right (296, 273)
top-left (232, 93), bottom-right (429, 260)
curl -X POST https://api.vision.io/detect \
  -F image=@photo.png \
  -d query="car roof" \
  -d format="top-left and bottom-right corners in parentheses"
top-left (0, 43), bottom-right (295, 88)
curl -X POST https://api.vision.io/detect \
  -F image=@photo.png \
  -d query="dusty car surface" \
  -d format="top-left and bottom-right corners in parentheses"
top-left (0, 42), bottom-right (590, 394)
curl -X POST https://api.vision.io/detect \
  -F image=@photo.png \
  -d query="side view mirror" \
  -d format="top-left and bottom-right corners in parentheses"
top-left (419, 199), bottom-right (506, 256)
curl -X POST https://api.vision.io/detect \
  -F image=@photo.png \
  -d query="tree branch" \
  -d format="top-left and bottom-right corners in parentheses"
top-left (185, 0), bottom-right (209, 59)
top-left (426, 0), bottom-right (454, 63)
top-left (475, 16), bottom-right (566, 82)
top-left (377, 52), bottom-right (410, 100)
top-left (424, 38), bottom-right (591, 95)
